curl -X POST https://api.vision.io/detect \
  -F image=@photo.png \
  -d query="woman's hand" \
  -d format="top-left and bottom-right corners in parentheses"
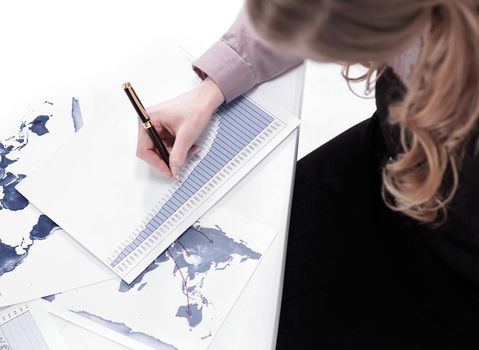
top-left (137, 77), bottom-right (225, 177)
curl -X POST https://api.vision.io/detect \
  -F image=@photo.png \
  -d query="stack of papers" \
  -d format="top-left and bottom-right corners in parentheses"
top-left (0, 48), bottom-right (299, 349)
top-left (0, 301), bottom-right (69, 350)
top-left (0, 88), bottom-right (112, 307)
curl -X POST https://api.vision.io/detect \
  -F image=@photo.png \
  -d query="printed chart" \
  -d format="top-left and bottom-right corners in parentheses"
top-left (0, 302), bottom-right (68, 350)
top-left (46, 208), bottom-right (277, 350)
top-left (19, 94), bottom-right (299, 283)
top-left (0, 305), bottom-right (49, 350)
top-left (0, 94), bottom-right (111, 307)
top-left (110, 96), bottom-right (284, 275)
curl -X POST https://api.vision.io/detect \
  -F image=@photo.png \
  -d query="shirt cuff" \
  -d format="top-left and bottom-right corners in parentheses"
top-left (192, 40), bottom-right (255, 103)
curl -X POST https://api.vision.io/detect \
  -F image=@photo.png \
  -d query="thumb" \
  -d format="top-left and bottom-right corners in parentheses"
top-left (169, 128), bottom-right (195, 177)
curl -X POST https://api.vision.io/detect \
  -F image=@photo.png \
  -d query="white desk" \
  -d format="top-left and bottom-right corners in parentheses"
top-left (0, 1), bottom-right (304, 349)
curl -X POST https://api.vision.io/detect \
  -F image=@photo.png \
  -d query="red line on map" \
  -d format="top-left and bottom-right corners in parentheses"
top-left (193, 229), bottom-right (214, 244)
top-left (174, 240), bottom-right (190, 256)
top-left (166, 247), bottom-right (191, 317)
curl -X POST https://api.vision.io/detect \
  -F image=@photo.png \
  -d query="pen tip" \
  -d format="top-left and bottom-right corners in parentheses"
top-left (175, 175), bottom-right (182, 182)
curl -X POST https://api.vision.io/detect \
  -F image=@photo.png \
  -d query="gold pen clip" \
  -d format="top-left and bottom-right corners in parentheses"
top-left (143, 120), bottom-right (152, 129)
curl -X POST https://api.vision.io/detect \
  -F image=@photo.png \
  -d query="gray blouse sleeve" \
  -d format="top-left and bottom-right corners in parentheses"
top-left (192, 7), bottom-right (304, 103)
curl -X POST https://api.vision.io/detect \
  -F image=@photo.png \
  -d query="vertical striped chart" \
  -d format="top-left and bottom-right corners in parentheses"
top-left (0, 305), bottom-right (49, 350)
top-left (109, 96), bottom-right (286, 278)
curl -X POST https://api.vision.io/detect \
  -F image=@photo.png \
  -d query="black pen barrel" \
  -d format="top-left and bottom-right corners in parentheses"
top-left (123, 87), bottom-right (148, 123)
top-left (148, 126), bottom-right (170, 165)
top-left (122, 82), bottom-right (171, 167)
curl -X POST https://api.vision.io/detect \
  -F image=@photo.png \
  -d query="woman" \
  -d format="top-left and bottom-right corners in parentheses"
top-left (138, 1), bottom-right (479, 348)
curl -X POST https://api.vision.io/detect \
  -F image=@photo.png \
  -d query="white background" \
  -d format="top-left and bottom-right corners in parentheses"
top-left (0, 0), bottom-right (374, 157)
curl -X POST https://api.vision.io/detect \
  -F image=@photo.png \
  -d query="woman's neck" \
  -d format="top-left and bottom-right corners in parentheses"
top-left (387, 38), bottom-right (422, 87)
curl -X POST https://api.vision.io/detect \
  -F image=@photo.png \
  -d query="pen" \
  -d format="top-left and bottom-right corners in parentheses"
top-left (122, 82), bottom-right (181, 181)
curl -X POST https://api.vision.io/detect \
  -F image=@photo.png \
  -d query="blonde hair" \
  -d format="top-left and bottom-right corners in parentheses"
top-left (247, 0), bottom-right (479, 225)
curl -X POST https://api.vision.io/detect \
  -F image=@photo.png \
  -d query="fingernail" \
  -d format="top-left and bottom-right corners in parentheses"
top-left (171, 165), bottom-right (180, 177)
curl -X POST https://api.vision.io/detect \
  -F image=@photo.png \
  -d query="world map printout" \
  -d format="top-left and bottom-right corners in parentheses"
top-left (46, 208), bottom-right (277, 350)
top-left (0, 94), bottom-right (112, 306)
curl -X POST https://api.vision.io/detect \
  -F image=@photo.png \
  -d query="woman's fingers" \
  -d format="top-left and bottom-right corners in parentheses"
top-left (166, 144), bottom-right (200, 155)
top-left (189, 144), bottom-right (200, 155)
top-left (137, 126), bottom-right (172, 176)
top-left (137, 148), bottom-right (172, 176)
top-left (140, 86), bottom-right (218, 177)
top-left (137, 117), bottom-right (201, 178)
top-left (168, 128), bottom-right (195, 177)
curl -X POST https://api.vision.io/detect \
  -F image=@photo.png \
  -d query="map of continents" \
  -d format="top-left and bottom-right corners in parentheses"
top-left (48, 221), bottom-right (265, 350)
top-left (0, 98), bottom-right (81, 277)
top-left (119, 224), bottom-right (261, 328)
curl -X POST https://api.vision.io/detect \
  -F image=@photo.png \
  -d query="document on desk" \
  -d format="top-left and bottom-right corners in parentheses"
top-left (18, 92), bottom-right (300, 283)
top-left (44, 208), bottom-right (277, 350)
top-left (0, 301), bottom-right (69, 349)
top-left (0, 89), bottom-right (112, 307)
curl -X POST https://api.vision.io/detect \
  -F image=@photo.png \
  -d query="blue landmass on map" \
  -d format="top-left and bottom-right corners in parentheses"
top-left (176, 303), bottom-right (202, 327)
top-left (0, 173), bottom-right (28, 211)
top-left (42, 294), bottom-right (56, 302)
top-left (73, 310), bottom-right (178, 350)
top-left (29, 115), bottom-right (50, 136)
top-left (0, 115), bottom-right (50, 212)
top-left (71, 97), bottom-right (83, 132)
top-left (0, 240), bottom-right (27, 276)
top-left (0, 143), bottom-right (14, 155)
top-left (119, 250), bottom-right (168, 293)
top-left (29, 214), bottom-right (58, 240)
top-left (0, 154), bottom-right (17, 169)
top-left (173, 225), bottom-right (261, 280)
top-left (0, 99), bottom-right (82, 278)
top-left (118, 223), bottom-right (261, 329)
top-left (172, 225), bottom-right (261, 327)
top-left (0, 214), bottom-right (59, 277)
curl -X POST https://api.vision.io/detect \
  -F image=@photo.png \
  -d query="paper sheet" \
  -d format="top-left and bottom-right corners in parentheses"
top-left (18, 47), bottom-right (300, 283)
top-left (0, 300), bottom-right (69, 349)
top-left (44, 208), bottom-right (277, 350)
top-left (0, 87), bottom-right (113, 306)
